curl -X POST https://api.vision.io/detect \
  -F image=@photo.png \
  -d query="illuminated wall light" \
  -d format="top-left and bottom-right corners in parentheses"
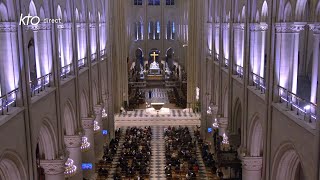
top-left (222, 133), bottom-right (229, 145)
top-left (64, 158), bottom-right (77, 177)
top-left (93, 121), bottom-right (100, 131)
top-left (212, 118), bottom-right (219, 128)
top-left (102, 108), bottom-right (108, 118)
top-left (81, 137), bottom-right (90, 152)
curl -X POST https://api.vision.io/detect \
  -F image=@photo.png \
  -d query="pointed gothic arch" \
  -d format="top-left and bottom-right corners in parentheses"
top-left (0, 151), bottom-right (27, 180)
top-left (80, 90), bottom-right (89, 118)
top-left (37, 119), bottom-right (58, 160)
top-left (272, 143), bottom-right (305, 180)
top-left (231, 98), bottom-right (242, 135)
top-left (29, 0), bottom-right (37, 16)
top-left (63, 100), bottom-right (77, 135)
top-left (0, 3), bottom-right (8, 21)
top-left (248, 114), bottom-right (263, 157)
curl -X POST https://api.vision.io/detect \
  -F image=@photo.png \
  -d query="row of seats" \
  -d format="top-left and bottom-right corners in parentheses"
top-left (164, 126), bottom-right (199, 179)
top-left (113, 127), bottom-right (152, 179)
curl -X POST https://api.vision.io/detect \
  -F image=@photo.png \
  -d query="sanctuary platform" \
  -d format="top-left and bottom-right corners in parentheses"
top-left (115, 108), bottom-right (200, 127)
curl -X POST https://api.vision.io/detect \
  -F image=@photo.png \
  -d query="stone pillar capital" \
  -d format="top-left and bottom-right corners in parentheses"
top-left (94, 105), bottom-right (103, 115)
top-left (81, 117), bottom-right (95, 129)
top-left (57, 23), bottom-right (72, 29)
top-left (89, 23), bottom-right (96, 29)
top-left (211, 105), bottom-right (219, 115)
top-left (218, 117), bottom-right (228, 128)
top-left (309, 24), bottom-right (320, 34)
top-left (233, 23), bottom-right (245, 30)
top-left (76, 23), bottom-right (86, 29)
top-left (241, 156), bottom-right (263, 171)
top-left (40, 159), bottom-right (65, 175)
top-left (26, 23), bottom-right (52, 31)
top-left (64, 135), bottom-right (82, 148)
top-left (250, 23), bottom-right (268, 31)
top-left (222, 23), bottom-right (230, 29)
top-left (275, 22), bottom-right (305, 33)
top-left (0, 22), bottom-right (17, 32)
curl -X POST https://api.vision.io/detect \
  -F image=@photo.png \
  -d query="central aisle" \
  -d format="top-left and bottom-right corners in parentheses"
top-left (150, 126), bottom-right (166, 179)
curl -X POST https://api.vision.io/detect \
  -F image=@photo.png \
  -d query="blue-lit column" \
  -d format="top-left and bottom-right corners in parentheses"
top-left (0, 22), bottom-right (19, 96)
top-left (76, 23), bottom-right (87, 65)
top-left (309, 24), bottom-right (320, 104)
top-left (233, 23), bottom-right (245, 70)
top-left (222, 23), bottom-right (230, 66)
top-left (274, 23), bottom-right (304, 94)
top-left (62, 23), bottom-right (73, 66)
top-left (34, 23), bottom-right (53, 76)
top-left (249, 23), bottom-right (268, 79)
top-left (214, 23), bottom-right (220, 59)
top-left (89, 23), bottom-right (97, 60)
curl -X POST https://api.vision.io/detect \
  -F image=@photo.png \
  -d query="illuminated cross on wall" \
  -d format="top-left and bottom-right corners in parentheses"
top-left (151, 52), bottom-right (159, 62)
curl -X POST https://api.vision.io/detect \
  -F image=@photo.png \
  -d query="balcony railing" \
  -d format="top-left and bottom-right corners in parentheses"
top-left (234, 64), bottom-right (243, 78)
top-left (214, 53), bottom-right (219, 61)
top-left (30, 73), bottom-right (52, 97)
top-left (277, 86), bottom-right (317, 122)
top-left (100, 49), bottom-right (106, 56)
top-left (251, 72), bottom-right (266, 94)
top-left (91, 53), bottom-right (97, 62)
top-left (78, 57), bottom-right (87, 69)
top-left (60, 63), bottom-right (73, 79)
top-left (0, 88), bottom-right (18, 115)
top-left (223, 57), bottom-right (229, 68)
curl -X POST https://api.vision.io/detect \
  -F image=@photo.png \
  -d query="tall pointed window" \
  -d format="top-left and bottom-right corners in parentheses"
top-left (134, 0), bottom-right (143, 5)
top-left (148, 0), bottom-right (160, 5)
top-left (167, 21), bottom-right (175, 40)
top-left (135, 22), bottom-right (143, 40)
top-left (155, 21), bottom-right (161, 40)
top-left (148, 21), bottom-right (154, 39)
top-left (166, 0), bottom-right (174, 5)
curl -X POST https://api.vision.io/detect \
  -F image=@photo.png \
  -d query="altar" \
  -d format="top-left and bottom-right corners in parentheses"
top-left (149, 61), bottom-right (160, 74)
top-left (149, 51), bottom-right (161, 75)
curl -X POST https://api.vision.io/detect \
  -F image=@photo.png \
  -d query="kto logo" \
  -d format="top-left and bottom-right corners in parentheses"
top-left (19, 14), bottom-right (40, 25)
top-left (19, 13), bottom-right (62, 25)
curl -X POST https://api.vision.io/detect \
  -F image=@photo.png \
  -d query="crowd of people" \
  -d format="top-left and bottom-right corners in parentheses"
top-left (113, 127), bottom-right (152, 179)
top-left (164, 126), bottom-right (199, 179)
top-left (97, 128), bottom-right (122, 178)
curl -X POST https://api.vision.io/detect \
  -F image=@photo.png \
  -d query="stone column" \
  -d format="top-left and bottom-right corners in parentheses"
top-left (309, 24), bottom-right (320, 104)
top-left (94, 105), bottom-right (104, 158)
top-left (64, 135), bottom-right (83, 180)
top-left (218, 117), bottom-right (228, 136)
top-left (81, 117), bottom-right (95, 179)
top-left (249, 23), bottom-right (268, 78)
top-left (241, 156), bottom-right (263, 180)
top-left (0, 22), bottom-right (19, 94)
top-left (40, 159), bottom-right (65, 180)
top-left (274, 23), bottom-right (304, 93)
top-left (234, 23), bottom-right (245, 68)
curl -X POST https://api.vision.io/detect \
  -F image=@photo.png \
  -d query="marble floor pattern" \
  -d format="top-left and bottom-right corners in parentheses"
top-left (144, 88), bottom-right (170, 104)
